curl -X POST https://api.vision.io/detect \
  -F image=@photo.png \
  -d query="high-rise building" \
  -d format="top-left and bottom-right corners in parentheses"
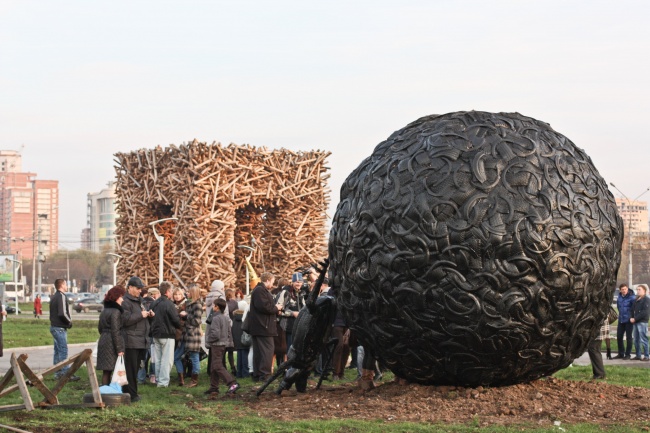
top-left (615, 198), bottom-right (649, 235)
top-left (85, 182), bottom-right (117, 252)
top-left (0, 150), bottom-right (59, 260)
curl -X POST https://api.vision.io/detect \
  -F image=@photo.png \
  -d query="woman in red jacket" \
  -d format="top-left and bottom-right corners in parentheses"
top-left (34, 294), bottom-right (43, 319)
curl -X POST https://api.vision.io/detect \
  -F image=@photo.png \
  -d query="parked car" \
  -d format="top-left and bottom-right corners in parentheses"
top-left (73, 297), bottom-right (103, 313)
top-left (2, 304), bottom-right (21, 314)
top-left (64, 293), bottom-right (77, 304)
top-left (39, 294), bottom-right (51, 303)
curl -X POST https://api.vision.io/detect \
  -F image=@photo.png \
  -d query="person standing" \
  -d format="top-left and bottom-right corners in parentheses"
top-left (121, 276), bottom-right (152, 402)
top-left (587, 319), bottom-right (608, 380)
top-left (224, 289), bottom-right (238, 376)
top-left (49, 279), bottom-right (80, 381)
top-left (204, 298), bottom-right (240, 396)
top-left (34, 294), bottom-right (42, 319)
top-left (96, 286), bottom-right (126, 385)
top-left (180, 284), bottom-right (203, 388)
top-left (249, 272), bottom-right (280, 381)
top-left (150, 281), bottom-right (182, 388)
top-left (171, 287), bottom-right (188, 386)
top-left (276, 273), bottom-right (306, 351)
top-left (630, 284), bottom-right (650, 361)
top-left (615, 284), bottom-right (636, 359)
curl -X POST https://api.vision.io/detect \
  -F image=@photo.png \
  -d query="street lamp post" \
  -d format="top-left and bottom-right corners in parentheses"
top-left (8, 258), bottom-right (21, 314)
top-left (610, 183), bottom-right (650, 287)
top-left (237, 245), bottom-right (255, 295)
top-left (107, 253), bottom-right (122, 286)
top-left (149, 218), bottom-right (178, 284)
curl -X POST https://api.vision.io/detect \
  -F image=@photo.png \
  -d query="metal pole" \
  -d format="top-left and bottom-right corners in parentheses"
top-left (66, 250), bottom-right (70, 288)
top-left (629, 218), bottom-right (633, 287)
top-left (107, 253), bottom-right (122, 286)
top-left (37, 226), bottom-right (42, 296)
top-left (32, 178), bottom-right (36, 299)
top-left (149, 218), bottom-right (177, 284)
top-left (12, 258), bottom-right (19, 313)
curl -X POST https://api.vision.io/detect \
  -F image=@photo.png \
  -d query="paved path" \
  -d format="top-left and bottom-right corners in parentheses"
top-left (572, 351), bottom-right (650, 369)
top-left (0, 343), bottom-right (96, 374)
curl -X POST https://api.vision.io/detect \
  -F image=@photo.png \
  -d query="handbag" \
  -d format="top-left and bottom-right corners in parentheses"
top-left (608, 306), bottom-right (618, 325)
top-left (110, 355), bottom-right (128, 386)
top-left (184, 347), bottom-right (209, 362)
top-left (241, 331), bottom-right (252, 347)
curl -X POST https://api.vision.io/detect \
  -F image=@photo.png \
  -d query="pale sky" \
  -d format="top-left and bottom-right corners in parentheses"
top-left (1, 1), bottom-right (649, 249)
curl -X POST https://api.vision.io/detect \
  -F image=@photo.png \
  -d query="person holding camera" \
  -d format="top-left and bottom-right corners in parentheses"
top-left (121, 276), bottom-right (152, 402)
top-left (151, 281), bottom-right (183, 388)
top-left (276, 273), bottom-right (307, 351)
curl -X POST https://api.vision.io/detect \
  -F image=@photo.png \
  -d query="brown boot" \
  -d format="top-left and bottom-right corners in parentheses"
top-left (177, 373), bottom-right (185, 386)
top-left (185, 374), bottom-right (198, 388)
top-left (359, 369), bottom-right (376, 392)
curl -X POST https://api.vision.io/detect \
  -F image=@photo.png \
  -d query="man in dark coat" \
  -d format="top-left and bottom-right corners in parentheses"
top-left (121, 276), bottom-right (152, 402)
top-left (150, 281), bottom-right (182, 387)
top-left (49, 279), bottom-right (80, 381)
top-left (248, 272), bottom-right (280, 381)
top-left (615, 284), bottom-right (636, 359)
top-left (630, 284), bottom-right (650, 361)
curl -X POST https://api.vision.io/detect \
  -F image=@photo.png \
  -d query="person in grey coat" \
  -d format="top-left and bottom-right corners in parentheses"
top-left (204, 298), bottom-right (239, 395)
top-left (96, 286), bottom-right (126, 385)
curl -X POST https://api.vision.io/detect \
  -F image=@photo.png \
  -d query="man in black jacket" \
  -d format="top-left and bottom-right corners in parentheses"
top-left (150, 281), bottom-right (182, 387)
top-left (630, 284), bottom-right (650, 361)
top-left (249, 272), bottom-right (280, 381)
top-left (49, 279), bottom-right (80, 381)
top-left (121, 276), bottom-right (152, 401)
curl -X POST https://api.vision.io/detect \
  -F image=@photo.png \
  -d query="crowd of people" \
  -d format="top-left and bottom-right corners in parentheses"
top-left (47, 268), bottom-right (369, 402)
top-left (47, 273), bottom-right (649, 398)
top-left (587, 283), bottom-right (650, 380)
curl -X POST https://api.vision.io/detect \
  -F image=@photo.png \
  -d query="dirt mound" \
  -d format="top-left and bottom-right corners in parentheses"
top-left (250, 377), bottom-right (650, 427)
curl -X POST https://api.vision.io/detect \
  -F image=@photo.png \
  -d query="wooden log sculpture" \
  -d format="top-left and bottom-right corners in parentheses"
top-left (114, 140), bottom-right (331, 289)
top-left (329, 111), bottom-right (624, 386)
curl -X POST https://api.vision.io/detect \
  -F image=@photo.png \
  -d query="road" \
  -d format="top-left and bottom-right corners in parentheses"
top-left (0, 343), bottom-right (97, 374)
top-left (7, 311), bottom-right (100, 321)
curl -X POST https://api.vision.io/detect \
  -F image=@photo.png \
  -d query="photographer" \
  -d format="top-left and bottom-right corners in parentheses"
top-left (276, 273), bottom-right (307, 351)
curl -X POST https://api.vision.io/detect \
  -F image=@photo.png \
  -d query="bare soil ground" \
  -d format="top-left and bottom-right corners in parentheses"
top-left (250, 377), bottom-right (650, 427)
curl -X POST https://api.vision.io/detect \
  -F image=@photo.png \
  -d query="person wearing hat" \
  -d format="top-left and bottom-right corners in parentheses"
top-left (276, 273), bottom-right (306, 351)
top-left (121, 276), bottom-right (153, 402)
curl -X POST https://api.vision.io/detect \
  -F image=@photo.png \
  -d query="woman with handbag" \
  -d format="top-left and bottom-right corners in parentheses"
top-left (96, 286), bottom-right (126, 385)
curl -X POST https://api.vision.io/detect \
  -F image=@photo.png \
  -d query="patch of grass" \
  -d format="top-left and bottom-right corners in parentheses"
top-left (3, 319), bottom-right (98, 348)
top-left (554, 364), bottom-right (650, 388)
top-left (0, 363), bottom-right (646, 432)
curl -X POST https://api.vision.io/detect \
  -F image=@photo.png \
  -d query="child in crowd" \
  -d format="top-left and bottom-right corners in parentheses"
top-left (204, 298), bottom-right (240, 396)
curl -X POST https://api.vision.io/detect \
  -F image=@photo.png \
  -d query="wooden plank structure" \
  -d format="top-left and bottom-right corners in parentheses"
top-left (114, 140), bottom-right (331, 289)
top-left (0, 350), bottom-right (103, 411)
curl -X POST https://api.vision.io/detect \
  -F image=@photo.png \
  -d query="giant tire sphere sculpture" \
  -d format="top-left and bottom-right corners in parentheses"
top-left (329, 111), bottom-right (623, 386)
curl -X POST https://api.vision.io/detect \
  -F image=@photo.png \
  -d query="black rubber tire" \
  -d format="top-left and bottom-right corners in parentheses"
top-left (83, 392), bottom-right (131, 407)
